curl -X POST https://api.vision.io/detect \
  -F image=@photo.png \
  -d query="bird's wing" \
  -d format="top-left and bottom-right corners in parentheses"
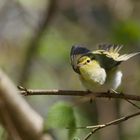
top-left (70, 44), bottom-right (140, 72)
top-left (88, 44), bottom-right (122, 70)
top-left (98, 44), bottom-right (123, 53)
top-left (97, 44), bottom-right (140, 61)
top-left (91, 44), bottom-right (139, 71)
top-left (97, 44), bottom-right (123, 60)
top-left (115, 52), bottom-right (140, 61)
top-left (70, 45), bottom-right (90, 73)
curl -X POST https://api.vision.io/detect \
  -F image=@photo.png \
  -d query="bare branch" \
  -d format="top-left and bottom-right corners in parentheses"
top-left (0, 100), bottom-right (22, 140)
top-left (124, 98), bottom-right (140, 109)
top-left (0, 70), bottom-right (51, 140)
top-left (19, 0), bottom-right (56, 85)
top-left (18, 87), bottom-right (140, 102)
top-left (83, 111), bottom-right (140, 140)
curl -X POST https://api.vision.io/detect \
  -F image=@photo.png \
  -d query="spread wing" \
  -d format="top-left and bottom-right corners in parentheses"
top-left (70, 44), bottom-right (140, 73)
top-left (98, 44), bottom-right (140, 61)
top-left (70, 45), bottom-right (90, 73)
top-left (91, 44), bottom-right (140, 71)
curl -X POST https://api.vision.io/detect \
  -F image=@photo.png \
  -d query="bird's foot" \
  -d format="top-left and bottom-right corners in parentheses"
top-left (87, 90), bottom-right (93, 104)
top-left (87, 90), bottom-right (92, 93)
top-left (107, 89), bottom-right (119, 100)
top-left (107, 89), bottom-right (119, 94)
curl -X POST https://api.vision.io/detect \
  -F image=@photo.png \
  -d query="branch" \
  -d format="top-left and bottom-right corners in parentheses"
top-left (0, 70), bottom-right (52, 140)
top-left (18, 87), bottom-right (140, 102)
top-left (0, 100), bottom-right (22, 140)
top-left (19, 0), bottom-right (56, 85)
top-left (83, 111), bottom-right (140, 140)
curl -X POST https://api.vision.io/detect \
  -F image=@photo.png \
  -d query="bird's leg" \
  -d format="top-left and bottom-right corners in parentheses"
top-left (107, 89), bottom-right (119, 100)
top-left (87, 90), bottom-right (93, 104)
top-left (107, 90), bottom-right (112, 100)
top-left (110, 89), bottom-right (119, 94)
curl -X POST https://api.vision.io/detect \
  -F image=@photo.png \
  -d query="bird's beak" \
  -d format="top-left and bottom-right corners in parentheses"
top-left (77, 63), bottom-right (84, 67)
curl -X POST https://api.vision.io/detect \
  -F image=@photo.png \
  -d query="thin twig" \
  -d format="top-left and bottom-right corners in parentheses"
top-left (110, 89), bottom-right (140, 110)
top-left (18, 86), bottom-right (140, 101)
top-left (83, 111), bottom-right (140, 140)
top-left (124, 99), bottom-right (140, 110)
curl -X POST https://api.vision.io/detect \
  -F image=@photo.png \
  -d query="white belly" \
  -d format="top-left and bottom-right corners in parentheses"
top-left (80, 69), bottom-right (122, 92)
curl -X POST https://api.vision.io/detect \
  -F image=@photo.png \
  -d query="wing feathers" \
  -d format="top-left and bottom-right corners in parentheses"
top-left (116, 52), bottom-right (140, 61)
top-left (97, 44), bottom-right (139, 62)
top-left (70, 45), bottom-right (90, 73)
top-left (70, 44), bottom-right (140, 73)
top-left (98, 44), bottom-right (123, 53)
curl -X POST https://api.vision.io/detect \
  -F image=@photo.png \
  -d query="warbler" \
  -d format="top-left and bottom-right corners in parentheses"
top-left (70, 44), bottom-right (140, 92)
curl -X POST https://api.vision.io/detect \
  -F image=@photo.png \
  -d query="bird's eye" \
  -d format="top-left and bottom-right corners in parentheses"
top-left (86, 59), bottom-right (90, 63)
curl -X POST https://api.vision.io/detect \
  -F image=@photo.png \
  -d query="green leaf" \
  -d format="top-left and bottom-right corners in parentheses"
top-left (45, 102), bottom-right (76, 139)
top-left (112, 20), bottom-right (140, 44)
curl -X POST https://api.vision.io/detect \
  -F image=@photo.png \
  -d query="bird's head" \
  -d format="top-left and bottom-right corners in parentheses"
top-left (77, 55), bottom-right (100, 69)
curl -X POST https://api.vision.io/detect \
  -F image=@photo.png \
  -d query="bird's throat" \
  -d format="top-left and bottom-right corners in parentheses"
top-left (79, 64), bottom-right (106, 85)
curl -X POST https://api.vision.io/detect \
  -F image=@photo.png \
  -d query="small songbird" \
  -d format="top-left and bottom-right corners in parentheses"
top-left (70, 44), bottom-right (140, 92)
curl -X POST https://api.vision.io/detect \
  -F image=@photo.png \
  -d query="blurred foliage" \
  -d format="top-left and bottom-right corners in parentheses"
top-left (0, 126), bottom-right (6, 140)
top-left (112, 20), bottom-right (140, 45)
top-left (45, 102), bottom-right (76, 139)
top-left (0, 0), bottom-right (140, 140)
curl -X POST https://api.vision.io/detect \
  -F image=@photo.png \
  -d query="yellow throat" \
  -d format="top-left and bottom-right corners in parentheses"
top-left (77, 56), bottom-right (106, 86)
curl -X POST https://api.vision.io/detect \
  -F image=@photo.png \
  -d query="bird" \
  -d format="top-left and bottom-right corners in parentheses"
top-left (70, 44), bottom-right (140, 92)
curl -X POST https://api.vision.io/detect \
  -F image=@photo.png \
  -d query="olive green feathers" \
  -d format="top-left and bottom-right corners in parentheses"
top-left (70, 44), bottom-right (140, 73)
